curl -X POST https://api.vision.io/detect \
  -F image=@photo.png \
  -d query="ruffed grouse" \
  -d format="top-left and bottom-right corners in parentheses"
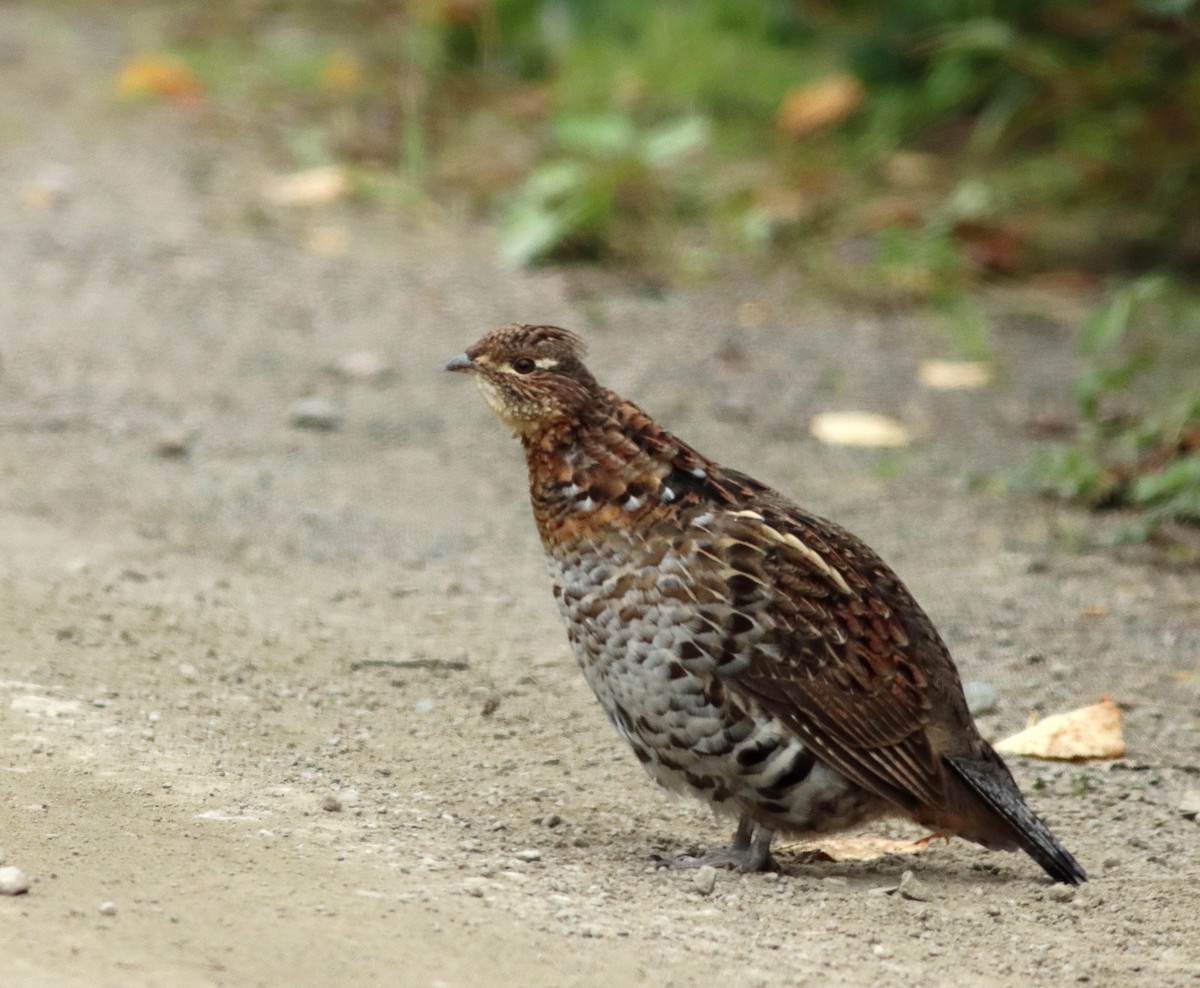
top-left (447, 324), bottom-right (1086, 884)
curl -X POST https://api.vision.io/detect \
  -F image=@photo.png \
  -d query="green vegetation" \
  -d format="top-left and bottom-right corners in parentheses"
top-left (1020, 276), bottom-right (1200, 543)
top-left (116, 0), bottom-right (1200, 543)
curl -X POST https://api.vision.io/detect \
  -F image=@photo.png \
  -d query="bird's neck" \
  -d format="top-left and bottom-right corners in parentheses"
top-left (518, 391), bottom-right (749, 554)
top-left (519, 393), bottom-right (683, 551)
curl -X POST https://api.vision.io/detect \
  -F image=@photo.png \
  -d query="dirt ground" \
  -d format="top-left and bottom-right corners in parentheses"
top-left (1, 8), bottom-right (1198, 987)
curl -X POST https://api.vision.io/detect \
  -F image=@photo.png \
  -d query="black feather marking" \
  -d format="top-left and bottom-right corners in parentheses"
top-left (662, 464), bottom-right (724, 502)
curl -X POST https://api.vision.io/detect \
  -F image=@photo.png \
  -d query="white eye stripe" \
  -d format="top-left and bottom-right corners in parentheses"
top-left (504, 356), bottom-right (559, 373)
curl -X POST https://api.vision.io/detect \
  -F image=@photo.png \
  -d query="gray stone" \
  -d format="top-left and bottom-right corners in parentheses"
top-left (693, 865), bottom-right (717, 896)
top-left (897, 869), bottom-right (934, 902)
top-left (288, 397), bottom-right (341, 431)
top-left (964, 680), bottom-right (999, 717)
top-left (0, 866), bottom-right (30, 895)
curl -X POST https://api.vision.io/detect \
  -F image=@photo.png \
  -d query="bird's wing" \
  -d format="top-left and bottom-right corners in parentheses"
top-left (692, 504), bottom-right (961, 813)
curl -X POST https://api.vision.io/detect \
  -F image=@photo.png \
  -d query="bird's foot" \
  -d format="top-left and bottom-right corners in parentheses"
top-left (652, 847), bottom-right (780, 874)
top-left (910, 831), bottom-right (951, 849)
top-left (651, 816), bottom-right (778, 873)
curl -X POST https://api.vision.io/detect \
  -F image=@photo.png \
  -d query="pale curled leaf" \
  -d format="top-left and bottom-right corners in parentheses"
top-left (918, 360), bottom-right (993, 390)
top-left (777, 74), bottom-right (865, 139)
top-left (810, 412), bottom-right (911, 448)
top-left (115, 54), bottom-right (203, 102)
top-left (330, 352), bottom-right (394, 383)
top-left (777, 835), bottom-right (931, 863)
top-left (994, 696), bottom-right (1125, 761)
top-left (319, 50), bottom-right (363, 96)
top-left (262, 166), bottom-right (351, 208)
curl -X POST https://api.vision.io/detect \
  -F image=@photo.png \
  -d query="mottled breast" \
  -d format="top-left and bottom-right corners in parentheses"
top-left (546, 523), bottom-right (884, 834)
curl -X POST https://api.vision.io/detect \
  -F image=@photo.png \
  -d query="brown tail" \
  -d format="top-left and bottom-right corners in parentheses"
top-left (948, 755), bottom-right (1088, 885)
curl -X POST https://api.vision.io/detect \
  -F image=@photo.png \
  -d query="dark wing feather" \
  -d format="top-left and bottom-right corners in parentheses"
top-left (709, 505), bottom-right (967, 815)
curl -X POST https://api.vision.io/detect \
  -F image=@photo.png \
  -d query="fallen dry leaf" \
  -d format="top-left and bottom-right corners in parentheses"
top-left (861, 196), bottom-right (922, 231)
top-left (778, 835), bottom-right (932, 863)
top-left (319, 51), bottom-right (363, 97)
top-left (777, 74), bottom-right (864, 139)
top-left (953, 222), bottom-right (1025, 276)
top-left (115, 55), bottom-right (203, 103)
top-left (20, 165), bottom-right (73, 210)
top-left (1027, 270), bottom-right (1097, 297)
top-left (810, 411), bottom-right (911, 448)
top-left (994, 696), bottom-right (1125, 761)
top-left (881, 151), bottom-right (940, 189)
top-left (438, 0), bottom-right (493, 25)
top-left (736, 300), bottom-right (772, 329)
top-left (262, 166), bottom-right (351, 208)
top-left (918, 360), bottom-right (993, 390)
top-left (504, 84), bottom-right (552, 123)
top-left (752, 186), bottom-right (816, 227)
top-left (305, 225), bottom-right (349, 255)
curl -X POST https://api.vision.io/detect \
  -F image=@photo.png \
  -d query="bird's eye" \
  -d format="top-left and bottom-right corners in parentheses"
top-left (513, 357), bottom-right (536, 374)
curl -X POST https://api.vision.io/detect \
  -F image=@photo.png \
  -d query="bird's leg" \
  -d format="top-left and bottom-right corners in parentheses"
top-left (654, 813), bottom-right (779, 873)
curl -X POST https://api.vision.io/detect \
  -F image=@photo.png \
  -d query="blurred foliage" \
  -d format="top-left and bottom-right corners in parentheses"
top-left (500, 113), bottom-right (709, 265)
top-left (1019, 275), bottom-right (1200, 543)
top-left (111, 0), bottom-right (1200, 539)
top-left (131, 0), bottom-right (1200, 275)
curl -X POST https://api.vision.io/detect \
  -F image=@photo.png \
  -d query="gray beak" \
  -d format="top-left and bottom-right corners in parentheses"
top-left (445, 352), bottom-right (477, 373)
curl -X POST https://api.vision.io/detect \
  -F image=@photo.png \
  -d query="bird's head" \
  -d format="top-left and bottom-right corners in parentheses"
top-left (446, 324), bottom-right (600, 437)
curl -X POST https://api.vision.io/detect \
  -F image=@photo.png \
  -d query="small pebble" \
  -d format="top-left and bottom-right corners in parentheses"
top-left (514, 849), bottom-right (541, 862)
top-left (1048, 884), bottom-right (1075, 903)
top-left (963, 681), bottom-right (999, 717)
top-left (1179, 789), bottom-right (1200, 821)
top-left (693, 865), bottom-right (718, 896)
top-left (897, 869), bottom-right (934, 902)
top-left (321, 796), bottom-right (343, 813)
top-left (331, 352), bottom-right (394, 384)
top-left (21, 163), bottom-right (74, 208)
top-left (0, 866), bottom-right (30, 895)
top-left (287, 397), bottom-right (341, 432)
top-left (153, 427), bottom-right (192, 459)
top-left (99, 901), bottom-right (118, 916)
